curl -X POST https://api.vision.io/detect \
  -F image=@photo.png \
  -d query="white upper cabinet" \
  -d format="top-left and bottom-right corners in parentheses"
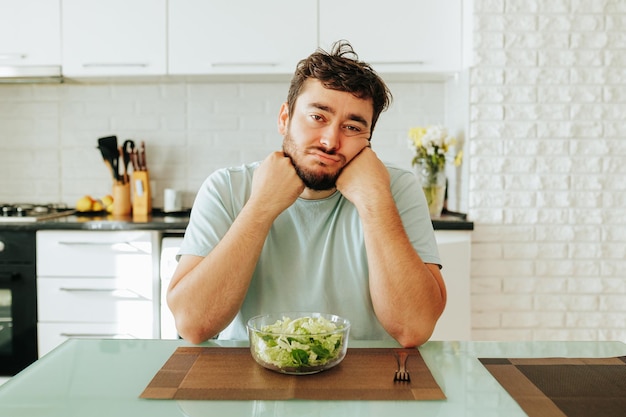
top-left (168, 0), bottom-right (318, 75)
top-left (61, 0), bottom-right (166, 77)
top-left (0, 0), bottom-right (61, 66)
top-left (319, 0), bottom-right (463, 74)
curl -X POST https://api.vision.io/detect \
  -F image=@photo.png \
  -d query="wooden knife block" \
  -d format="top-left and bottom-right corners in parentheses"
top-left (132, 171), bottom-right (152, 216)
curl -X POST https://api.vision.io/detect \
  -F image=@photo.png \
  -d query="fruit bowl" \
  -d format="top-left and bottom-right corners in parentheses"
top-left (247, 312), bottom-right (350, 375)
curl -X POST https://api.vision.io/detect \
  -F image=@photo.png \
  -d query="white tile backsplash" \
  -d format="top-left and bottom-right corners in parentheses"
top-left (0, 79), bottom-right (455, 209)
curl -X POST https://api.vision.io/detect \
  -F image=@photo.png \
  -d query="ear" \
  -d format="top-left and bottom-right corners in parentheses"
top-left (277, 102), bottom-right (289, 135)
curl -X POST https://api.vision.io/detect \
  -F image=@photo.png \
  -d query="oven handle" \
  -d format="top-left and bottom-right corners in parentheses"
top-left (60, 333), bottom-right (136, 338)
top-left (58, 287), bottom-right (149, 300)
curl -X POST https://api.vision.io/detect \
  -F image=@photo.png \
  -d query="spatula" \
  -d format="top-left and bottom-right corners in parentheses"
top-left (97, 135), bottom-right (120, 183)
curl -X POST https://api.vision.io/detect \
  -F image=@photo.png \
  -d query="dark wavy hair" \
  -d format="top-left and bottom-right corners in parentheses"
top-left (286, 40), bottom-right (392, 138)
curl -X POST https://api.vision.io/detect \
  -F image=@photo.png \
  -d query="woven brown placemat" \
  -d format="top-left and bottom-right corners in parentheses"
top-left (480, 356), bottom-right (626, 417)
top-left (140, 347), bottom-right (446, 401)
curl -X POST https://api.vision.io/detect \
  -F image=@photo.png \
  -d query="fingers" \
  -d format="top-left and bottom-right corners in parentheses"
top-left (250, 151), bottom-right (304, 214)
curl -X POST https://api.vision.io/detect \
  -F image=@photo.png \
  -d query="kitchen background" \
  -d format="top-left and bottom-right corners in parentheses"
top-left (0, 80), bottom-right (461, 207)
top-left (1, 0), bottom-right (625, 343)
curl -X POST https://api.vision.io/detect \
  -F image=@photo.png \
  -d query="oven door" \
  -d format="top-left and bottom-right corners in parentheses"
top-left (0, 263), bottom-right (38, 376)
top-left (0, 230), bottom-right (38, 375)
top-left (0, 290), bottom-right (10, 355)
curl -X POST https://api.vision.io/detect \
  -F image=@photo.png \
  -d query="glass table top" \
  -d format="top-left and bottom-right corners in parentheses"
top-left (1, 338), bottom-right (624, 417)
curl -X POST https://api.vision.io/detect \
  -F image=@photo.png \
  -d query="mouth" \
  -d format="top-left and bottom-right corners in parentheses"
top-left (308, 150), bottom-right (342, 165)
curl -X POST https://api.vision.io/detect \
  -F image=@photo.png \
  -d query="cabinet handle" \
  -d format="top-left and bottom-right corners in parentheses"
top-left (0, 53), bottom-right (27, 60)
top-left (82, 63), bottom-right (149, 68)
top-left (210, 62), bottom-right (279, 67)
top-left (370, 61), bottom-right (425, 65)
top-left (58, 241), bottom-right (129, 245)
top-left (57, 241), bottom-right (145, 253)
top-left (59, 287), bottom-right (149, 300)
top-left (60, 333), bottom-right (135, 338)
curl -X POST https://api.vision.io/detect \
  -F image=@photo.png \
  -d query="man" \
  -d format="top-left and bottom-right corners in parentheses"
top-left (167, 41), bottom-right (446, 348)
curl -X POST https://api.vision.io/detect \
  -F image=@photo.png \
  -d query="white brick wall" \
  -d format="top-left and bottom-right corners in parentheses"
top-left (471, 0), bottom-right (626, 341)
top-left (0, 79), bottom-right (456, 208)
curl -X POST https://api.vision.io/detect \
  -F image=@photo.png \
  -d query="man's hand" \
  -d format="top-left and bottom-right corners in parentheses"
top-left (336, 147), bottom-right (391, 209)
top-left (249, 151), bottom-right (305, 218)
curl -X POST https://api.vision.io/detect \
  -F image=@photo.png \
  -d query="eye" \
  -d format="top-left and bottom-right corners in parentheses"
top-left (309, 114), bottom-right (324, 122)
top-left (343, 124), bottom-right (369, 138)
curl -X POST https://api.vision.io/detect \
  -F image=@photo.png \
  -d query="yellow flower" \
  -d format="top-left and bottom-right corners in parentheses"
top-left (408, 125), bottom-right (461, 170)
top-left (408, 127), bottom-right (427, 148)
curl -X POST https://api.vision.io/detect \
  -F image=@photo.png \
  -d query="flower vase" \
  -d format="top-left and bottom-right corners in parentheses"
top-left (416, 163), bottom-right (446, 218)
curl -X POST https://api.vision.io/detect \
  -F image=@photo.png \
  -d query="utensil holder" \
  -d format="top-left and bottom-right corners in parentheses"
top-left (132, 171), bottom-right (152, 216)
top-left (112, 182), bottom-right (131, 216)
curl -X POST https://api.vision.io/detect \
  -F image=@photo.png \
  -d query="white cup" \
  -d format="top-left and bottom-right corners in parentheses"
top-left (164, 189), bottom-right (183, 212)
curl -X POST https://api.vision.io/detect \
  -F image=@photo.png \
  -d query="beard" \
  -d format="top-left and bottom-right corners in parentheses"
top-left (282, 132), bottom-right (343, 191)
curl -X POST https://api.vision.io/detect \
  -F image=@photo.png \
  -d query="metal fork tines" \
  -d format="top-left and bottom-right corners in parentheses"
top-left (393, 351), bottom-right (411, 382)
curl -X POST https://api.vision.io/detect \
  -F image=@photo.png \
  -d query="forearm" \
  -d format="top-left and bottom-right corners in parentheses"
top-left (359, 197), bottom-right (446, 347)
top-left (167, 203), bottom-right (275, 343)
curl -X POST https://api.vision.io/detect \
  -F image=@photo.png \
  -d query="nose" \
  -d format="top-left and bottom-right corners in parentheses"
top-left (319, 125), bottom-right (340, 151)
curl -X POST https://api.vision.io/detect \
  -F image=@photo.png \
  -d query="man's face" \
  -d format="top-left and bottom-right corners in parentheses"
top-left (279, 79), bottom-right (373, 191)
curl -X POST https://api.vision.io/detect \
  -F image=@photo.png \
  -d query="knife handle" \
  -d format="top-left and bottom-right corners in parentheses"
top-left (140, 141), bottom-right (147, 170)
top-left (131, 149), bottom-right (140, 171)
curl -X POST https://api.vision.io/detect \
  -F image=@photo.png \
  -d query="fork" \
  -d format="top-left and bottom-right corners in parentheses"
top-left (394, 351), bottom-right (411, 382)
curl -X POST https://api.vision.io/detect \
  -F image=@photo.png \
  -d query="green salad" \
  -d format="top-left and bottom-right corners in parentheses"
top-left (251, 316), bottom-right (346, 369)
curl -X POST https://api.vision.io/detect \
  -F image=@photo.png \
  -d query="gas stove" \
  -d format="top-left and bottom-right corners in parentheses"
top-left (0, 203), bottom-right (76, 223)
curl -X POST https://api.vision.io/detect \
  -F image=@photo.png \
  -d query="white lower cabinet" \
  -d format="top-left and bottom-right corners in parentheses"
top-left (36, 230), bottom-right (160, 357)
top-left (432, 230), bottom-right (471, 341)
top-left (37, 322), bottom-right (154, 358)
top-left (35, 227), bottom-right (470, 356)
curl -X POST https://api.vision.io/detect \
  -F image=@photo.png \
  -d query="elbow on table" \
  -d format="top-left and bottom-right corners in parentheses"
top-left (175, 319), bottom-right (215, 345)
top-left (393, 307), bottom-right (445, 348)
top-left (395, 326), bottom-right (435, 348)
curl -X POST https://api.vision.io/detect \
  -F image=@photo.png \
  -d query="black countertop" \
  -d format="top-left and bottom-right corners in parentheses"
top-left (0, 209), bottom-right (473, 232)
top-left (0, 210), bottom-right (190, 233)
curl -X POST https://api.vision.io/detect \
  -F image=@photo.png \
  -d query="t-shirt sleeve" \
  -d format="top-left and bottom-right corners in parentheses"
top-left (389, 166), bottom-right (442, 266)
top-left (178, 166), bottom-right (253, 259)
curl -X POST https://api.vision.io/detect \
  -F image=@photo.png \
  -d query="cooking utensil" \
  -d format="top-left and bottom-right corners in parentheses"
top-left (97, 136), bottom-right (120, 183)
top-left (122, 140), bottom-right (135, 181)
top-left (118, 145), bottom-right (125, 183)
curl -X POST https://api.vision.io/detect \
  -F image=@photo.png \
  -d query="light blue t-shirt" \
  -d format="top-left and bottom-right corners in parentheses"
top-left (179, 161), bottom-right (441, 341)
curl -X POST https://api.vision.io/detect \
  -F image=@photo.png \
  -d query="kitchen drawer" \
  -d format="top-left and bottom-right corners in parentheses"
top-left (36, 230), bottom-right (155, 277)
top-left (37, 277), bottom-right (153, 323)
top-left (37, 322), bottom-right (153, 357)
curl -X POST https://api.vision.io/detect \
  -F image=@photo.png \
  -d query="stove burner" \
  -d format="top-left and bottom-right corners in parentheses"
top-left (1, 206), bottom-right (12, 217)
top-left (0, 203), bottom-right (74, 222)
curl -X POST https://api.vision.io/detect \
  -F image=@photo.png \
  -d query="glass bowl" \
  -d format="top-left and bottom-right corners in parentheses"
top-left (247, 312), bottom-right (350, 375)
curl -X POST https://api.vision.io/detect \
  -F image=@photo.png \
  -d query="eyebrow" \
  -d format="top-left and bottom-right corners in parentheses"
top-left (309, 102), bottom-right (370, 129)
